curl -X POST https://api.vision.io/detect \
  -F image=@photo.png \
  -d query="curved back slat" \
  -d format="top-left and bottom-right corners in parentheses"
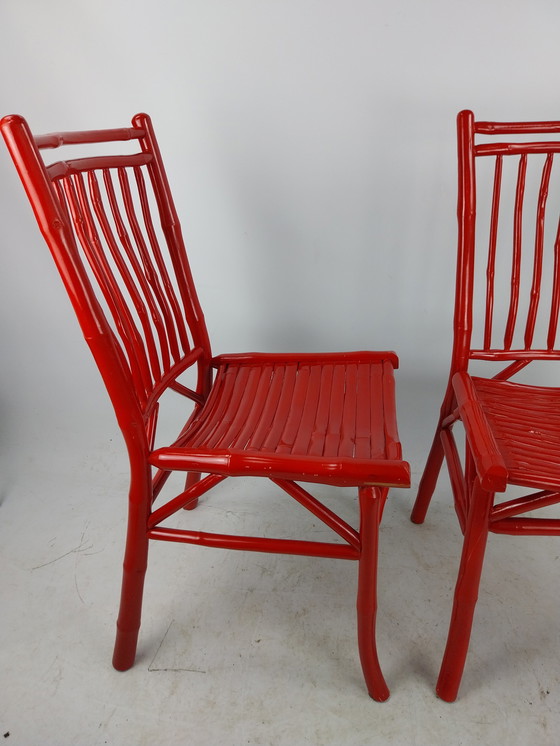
top-left (1, 113), bottom-right (212, 436)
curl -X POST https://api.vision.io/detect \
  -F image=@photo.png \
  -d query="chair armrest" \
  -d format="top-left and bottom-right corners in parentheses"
top-left (452, 372), bottom-right (508, 492)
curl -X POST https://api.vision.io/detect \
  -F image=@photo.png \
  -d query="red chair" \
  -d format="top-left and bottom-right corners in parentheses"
top-left (1, 113), bottom-right (409, 700)
top-left (412, 109), bottom-right (560, 701)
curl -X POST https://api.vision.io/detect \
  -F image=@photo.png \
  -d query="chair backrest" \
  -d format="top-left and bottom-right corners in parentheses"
top-left (1, 113), bottom-right (212, 450)
top-left (453, 110), bottom-right (560, 380)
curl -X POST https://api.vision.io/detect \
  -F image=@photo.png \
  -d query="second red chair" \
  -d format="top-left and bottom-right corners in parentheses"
top-left (413, 109), bottom-right (560, 701)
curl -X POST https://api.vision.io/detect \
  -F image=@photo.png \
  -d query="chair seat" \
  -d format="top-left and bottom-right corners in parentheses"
top-left (473, 376), bottom-right (560, 490)
top-left (151, 352), bottom-right (408, 487)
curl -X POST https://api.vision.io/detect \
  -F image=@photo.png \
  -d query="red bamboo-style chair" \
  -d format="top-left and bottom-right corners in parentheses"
top-left (1, 113), bottom-right (409, 700)
top-left (412, 109), bottom-right (560, 701)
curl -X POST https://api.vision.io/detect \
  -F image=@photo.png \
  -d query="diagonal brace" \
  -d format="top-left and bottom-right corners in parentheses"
top-left (270, 478), bottom-right (361, 551)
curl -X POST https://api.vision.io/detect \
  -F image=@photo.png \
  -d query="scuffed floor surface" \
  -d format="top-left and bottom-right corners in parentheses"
top-left (1, 376), bottom-right (560, 745)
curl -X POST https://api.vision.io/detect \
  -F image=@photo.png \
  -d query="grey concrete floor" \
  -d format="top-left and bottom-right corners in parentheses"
top-left (1, 374), bottom-right (559, 745)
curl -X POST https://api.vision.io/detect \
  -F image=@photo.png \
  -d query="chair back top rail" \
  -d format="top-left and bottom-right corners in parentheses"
top-left (34, 126), bottom-right (146, 149)
top-left (475, 120), bottom-right (560, 135)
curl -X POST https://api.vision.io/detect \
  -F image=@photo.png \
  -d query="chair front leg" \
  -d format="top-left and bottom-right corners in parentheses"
top-left (356, 485), bottom-right (390, 701)
top-left (436, 476), bottom-right (493, 702)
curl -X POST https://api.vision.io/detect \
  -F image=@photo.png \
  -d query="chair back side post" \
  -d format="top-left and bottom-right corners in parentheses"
top-left (132, 113), bottom-right (212, 389)
top-left (451, 109), bottom-right (477, 378)
top-left (433, 110), bottom-right (478, 421)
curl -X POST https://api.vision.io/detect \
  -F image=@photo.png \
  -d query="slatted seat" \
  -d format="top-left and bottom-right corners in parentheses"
top-left (152, 353), bottom-right (402, 483)
top-left (412, 110), bottom-right (560, 701)
top-left (473, 377), bottom-right (560, 492)
top-left (0, 112), bottom-right (409, 701)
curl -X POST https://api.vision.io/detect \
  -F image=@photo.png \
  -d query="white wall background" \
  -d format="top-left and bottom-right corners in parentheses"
top-left (4, 4), bottom-right (560, 741)
top-left (1, 0), bottom-right (560, 474)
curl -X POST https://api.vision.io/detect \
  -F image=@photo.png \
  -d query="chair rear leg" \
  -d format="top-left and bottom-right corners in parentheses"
top-left (356, 486), bottom-right (390, 701)
top-left (411, 428), bottom-right (445, 523)
top-left (412, 387), bottom-right (457, 524)
top-left (183, 471), bottom-right (201, 510)
top-left (436, 478), bottom-right (493, 702)
top-left (112, 486), bottom-right (150, 671)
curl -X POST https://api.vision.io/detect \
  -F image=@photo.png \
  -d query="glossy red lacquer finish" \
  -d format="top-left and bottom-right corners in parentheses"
top-left (1, 113), bottom-right (409, 700)
top-left (412, 110), bottom-right (560, 701)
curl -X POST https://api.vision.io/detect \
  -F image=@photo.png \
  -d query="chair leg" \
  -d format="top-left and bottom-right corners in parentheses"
top-left (411, 427), bottom-right (445, 524)
top-left (412, 387), bottom-right (457, 524)
top-left (183, 471), bottom-right (201, 510)
top-left (436, 478), bottom-right (493, 702)
top-left (356, 486), bottom-right (390, 701)
top-left (112, 536), bottom-right (149, 670)
top-left (112, 480), bottom-right (150, 671)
